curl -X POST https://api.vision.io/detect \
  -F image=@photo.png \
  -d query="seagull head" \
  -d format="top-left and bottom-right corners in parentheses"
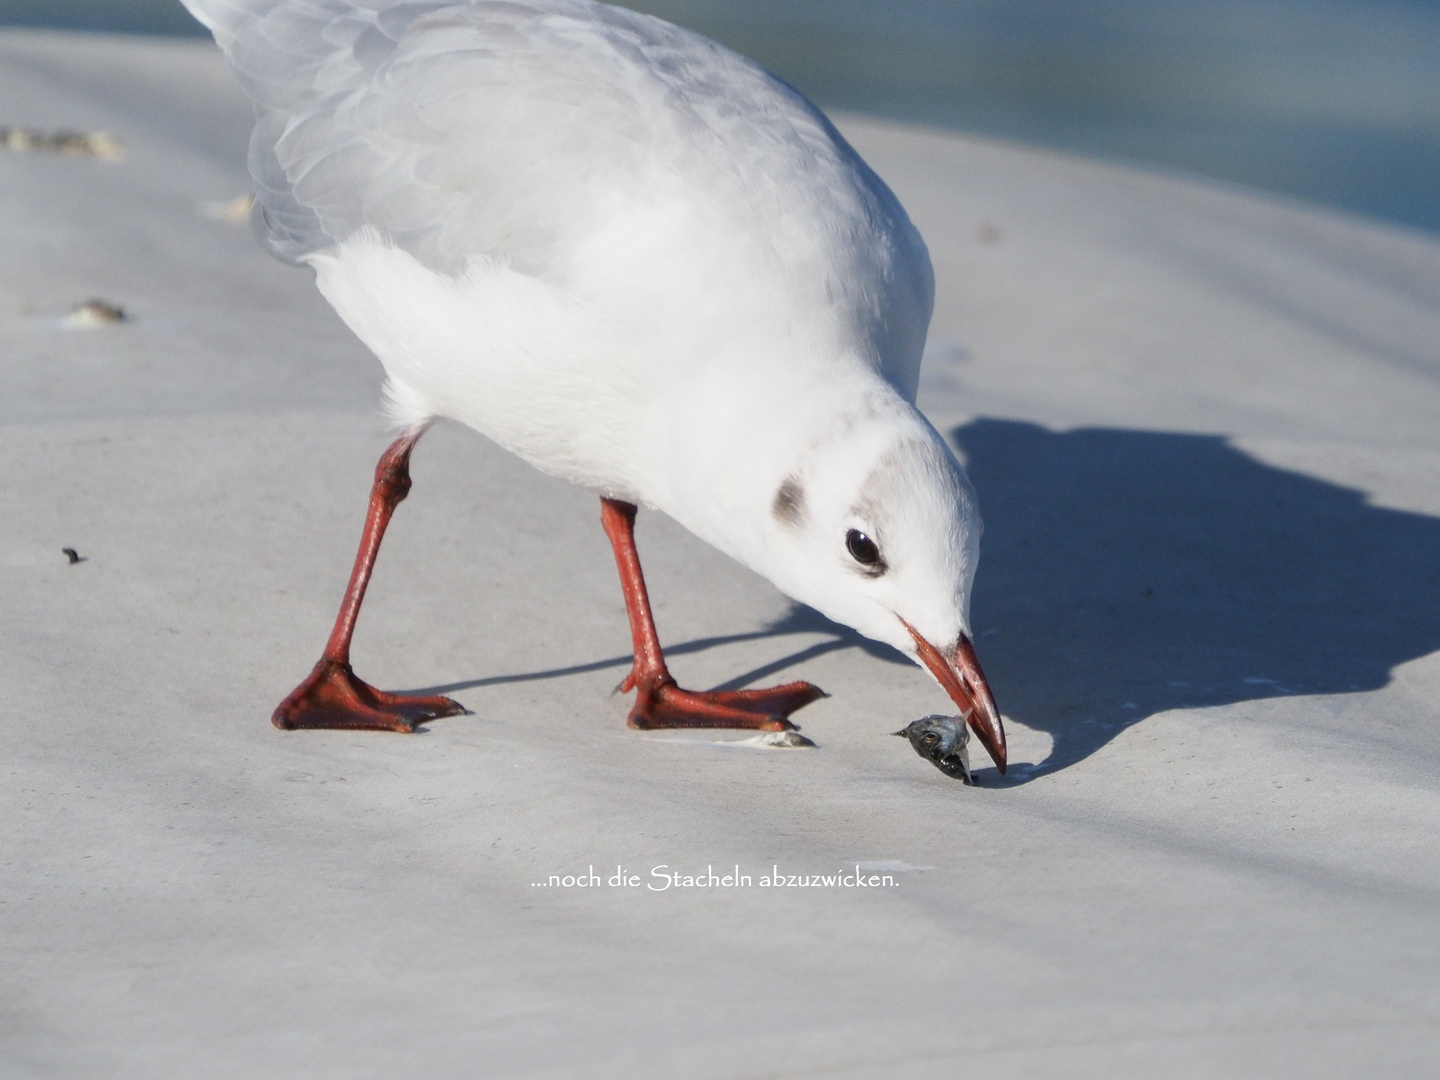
top-left (754, 390), bottom-right (1007, 772)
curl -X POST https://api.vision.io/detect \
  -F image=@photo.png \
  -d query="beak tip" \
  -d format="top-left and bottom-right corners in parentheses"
top-left (969, 719), bottom-right (1008, 774)
top-left (902, 619), bottom-right (1009, 774)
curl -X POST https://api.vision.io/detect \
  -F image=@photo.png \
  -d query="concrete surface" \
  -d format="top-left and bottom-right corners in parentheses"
top-left (3, 29), bottom-right (1439, 1079)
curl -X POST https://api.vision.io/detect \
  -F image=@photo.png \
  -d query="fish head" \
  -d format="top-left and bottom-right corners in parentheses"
top-left (893, 714), bottom-right (973, 782)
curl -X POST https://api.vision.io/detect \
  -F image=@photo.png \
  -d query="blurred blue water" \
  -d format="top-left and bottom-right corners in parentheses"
top-left (3, 0), bottom-right (1438, 232)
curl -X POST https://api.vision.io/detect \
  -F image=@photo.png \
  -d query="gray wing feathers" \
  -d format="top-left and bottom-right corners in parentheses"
top-left (184, 0), bottom-right (457, 263)
top-left (181, 0), bottom-right (751, 269)
top-left (179, 0), bottom-right (927, 338)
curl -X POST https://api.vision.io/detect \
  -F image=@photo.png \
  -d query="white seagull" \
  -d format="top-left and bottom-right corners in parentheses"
top-left (181, 0), bottom-right (1007, 772)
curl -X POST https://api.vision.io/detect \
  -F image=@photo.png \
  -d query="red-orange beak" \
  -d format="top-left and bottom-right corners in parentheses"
top-left (901, 620), bottom-right (1007, 773)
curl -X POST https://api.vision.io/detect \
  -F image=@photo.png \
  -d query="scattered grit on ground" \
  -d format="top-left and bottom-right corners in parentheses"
top-left (2, 28), bottom-right (1439, 1080)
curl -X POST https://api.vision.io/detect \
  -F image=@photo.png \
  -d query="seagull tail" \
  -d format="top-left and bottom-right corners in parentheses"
top-left (176, 0), bottom-right (258, 48)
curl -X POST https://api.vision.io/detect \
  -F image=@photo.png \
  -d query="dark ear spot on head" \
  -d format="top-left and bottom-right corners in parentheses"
top-left (772, 476), bottom-right (806, 527)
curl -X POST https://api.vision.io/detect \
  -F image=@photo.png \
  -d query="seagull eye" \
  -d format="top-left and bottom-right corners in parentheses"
top-left (845, 529), bottom-right (882, 567)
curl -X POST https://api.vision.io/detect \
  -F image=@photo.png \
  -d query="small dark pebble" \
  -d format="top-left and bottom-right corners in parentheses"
top-left (62, 547), bottom-right (85, 564)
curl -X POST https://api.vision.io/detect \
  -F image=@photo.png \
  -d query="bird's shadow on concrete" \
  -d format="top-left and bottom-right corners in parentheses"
top-left (409, 417), bottom-right (1440, 784)
top-left (955, 418), bottom-right (1440, 782)
top-left (409, 604), bottom-right (904, 699)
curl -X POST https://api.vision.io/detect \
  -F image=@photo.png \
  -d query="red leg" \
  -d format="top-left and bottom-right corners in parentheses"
top-left (272, 431), bottom-right (466, 732)
top-left (600, 498), bottom-right (825, 731)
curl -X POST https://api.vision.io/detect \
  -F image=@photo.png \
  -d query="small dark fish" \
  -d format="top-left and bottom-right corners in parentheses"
top-left (893, 714), bottom-right (974, 784)
top-left (62, 547), bottom-right (84, 564)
